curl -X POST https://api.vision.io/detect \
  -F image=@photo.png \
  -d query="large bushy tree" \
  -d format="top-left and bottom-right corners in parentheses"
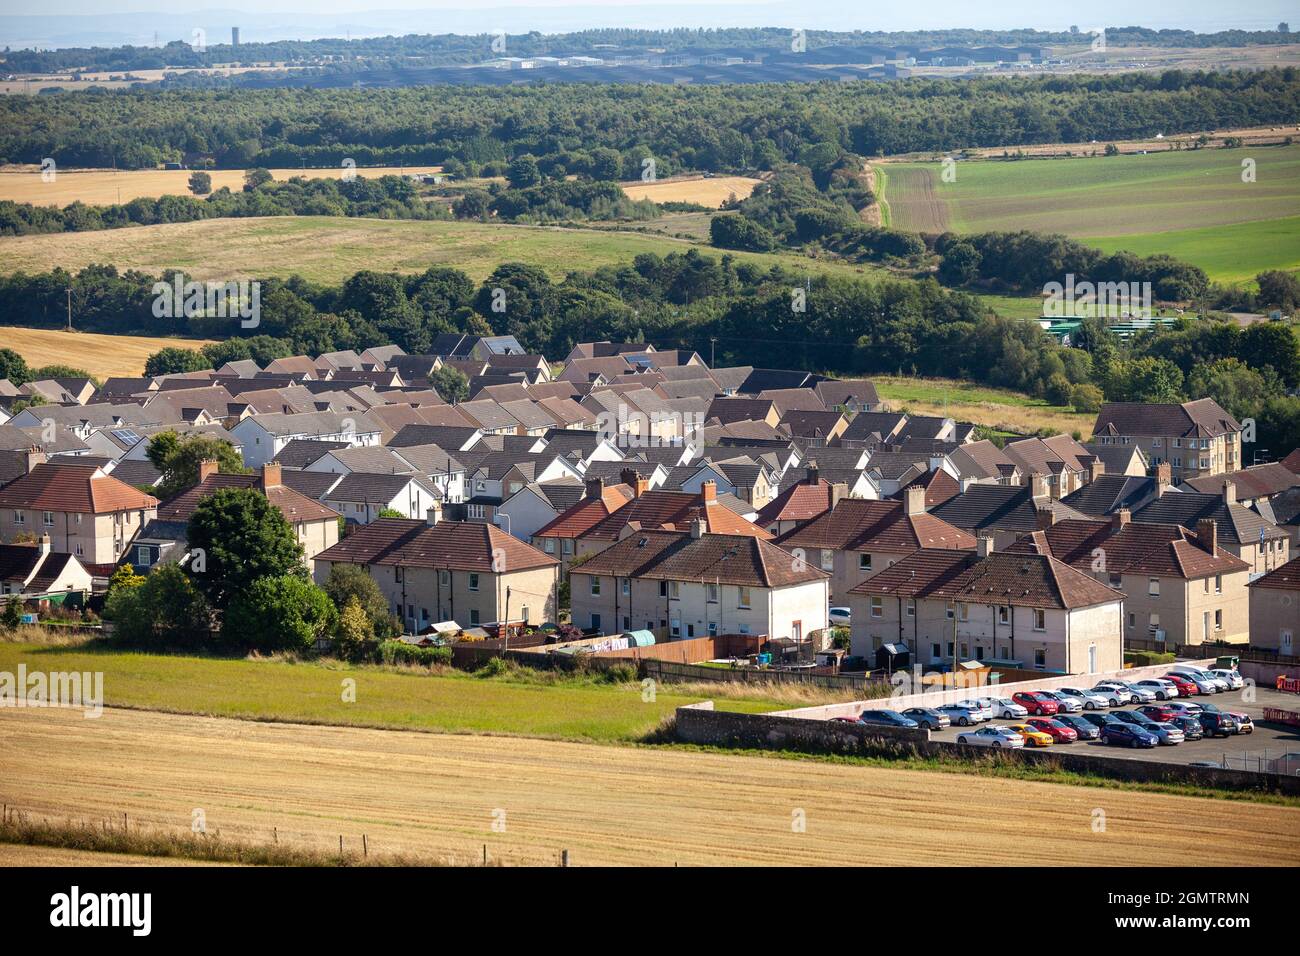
top-left (185, 487), bottom-right (305, 610)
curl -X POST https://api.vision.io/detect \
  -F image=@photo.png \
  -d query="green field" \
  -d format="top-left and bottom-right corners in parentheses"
top-left (0, 641), bottom-right (789, 742)
top-left (873, 375), bottom-right (1094, 437)
top-left (882, 146), bottom-right (1300, 284)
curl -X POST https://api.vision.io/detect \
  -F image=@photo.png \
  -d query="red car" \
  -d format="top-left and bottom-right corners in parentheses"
top-left (1013, 691), bottom-right (1060, 716)
top-left (1162, 673), bottom-right (1200, 696)
top-left (1026, 717), bottom-right (1079, 743)
top-left (1139, 704), bottom-right (1180, 722)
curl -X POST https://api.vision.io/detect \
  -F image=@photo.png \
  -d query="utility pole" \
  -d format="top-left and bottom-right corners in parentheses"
top-left (65, 287), bottom-right (73, 332)
top-left (709, 337), bottom-right (717, 367)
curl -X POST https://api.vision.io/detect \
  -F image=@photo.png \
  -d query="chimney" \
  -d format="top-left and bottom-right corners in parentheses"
top-left (805, 460), bottom-right (820, 485)
top-left (619, 467), bottom-right (639, 490)
top-left (24, 447), bottom-right (46, 474)
top-left (260, 463), bottom-right (282, 489)
top-left (977, 536), bottom-right (995, 558)
top-left (830, 482), bottom-right (849, 509)
top-left (1222, 479), bottom-right (1236, 507)
top-left (905, 484), bottom-right (926, 516)
top-left (426, 501), bottom-right (443, 526)
top-left (1030, 473), bottom-right (1049, 499)
top-left (1088, 457), bottom-right (1105, 483)
top-left (1155, 461), bottom-right (1171, 496)
top-left (1197, 518), bottom-right (1217, 555)
top-left (690, 517), bottom-right (706, 539)
top-left (1035, 505), bottom-right (1055, 530)
top-left (198, 458), bottom-right (219, 482)
top-left (701, 480), bottom-right (717, 505)
top-left (1111, 508), bottom-right (1130, 532)
top-left (585, 477), bottom-right (604, 501)
top-left (636, 477), bottom-right (650, 498)
top-left (38, 532), bottom-right (51, 555)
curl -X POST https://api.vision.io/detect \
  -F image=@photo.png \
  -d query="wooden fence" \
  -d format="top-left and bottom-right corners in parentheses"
top-left (643, 659), bottom-right (891, 694)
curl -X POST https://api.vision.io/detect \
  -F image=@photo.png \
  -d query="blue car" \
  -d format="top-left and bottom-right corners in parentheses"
top-left (856, 709), bottom-right (919, 729)
top-left (1100, 723), bottom-right (1159, 748)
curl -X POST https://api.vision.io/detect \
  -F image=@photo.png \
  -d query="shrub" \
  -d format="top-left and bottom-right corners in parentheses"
top-left (1125, 650), bottom-right (1176, 666)
top-left (377, 639), bottom-right (451, 668)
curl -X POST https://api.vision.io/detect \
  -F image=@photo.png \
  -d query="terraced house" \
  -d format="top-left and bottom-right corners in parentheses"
top-left (569, 525), bottom-right (829, 640)
top-left (1091, 398), bottom-right (1241, 482)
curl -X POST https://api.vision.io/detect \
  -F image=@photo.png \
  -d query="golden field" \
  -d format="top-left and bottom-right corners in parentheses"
top-left (0, 165), bottom-right (443, 207)
top-left (621, 175), bottom-right (762, 208)
top-left (0, 326), bottom-right (217, 379)
top-left (3, 706), bottom-right (1297, 867)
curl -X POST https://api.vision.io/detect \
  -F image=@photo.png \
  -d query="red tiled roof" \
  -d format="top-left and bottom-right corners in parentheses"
top-left (1006, 519), bottom-right (1248, 579)
top-left (554, 489), bottom-right (771, 542)
top-left (157, 473), bottom-right (338, 524)
top-left (1281, 448), bottom-right (1300, 477)
top-left (575, 529), bottom-right (827, 588)
top-left (775, 498), bottom-right (974, 553)
top-left (533, 487), bottom-right (631, 539)
top-left (754, 477), bottom-right (837, 525)
top-left (1248, 555), bottom-right (1300, 591)
top-left (314, 517), bottom-right (557, 572)
top-left (0, 463), bottom-right (157, 514)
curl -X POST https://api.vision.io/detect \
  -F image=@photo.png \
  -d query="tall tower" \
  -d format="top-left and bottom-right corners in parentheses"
top-left (232, 26), bottom-right (240, 47)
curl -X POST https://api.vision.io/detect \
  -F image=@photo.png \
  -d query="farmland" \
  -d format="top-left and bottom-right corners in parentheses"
top-left (873, 375), bottom-right (1096, 437)
top-left (0, 164), bottom-right (444, 207)
top-left (880, 145), bottom-right (1300, 284)
top-left (620, 175), bottom-right (762, 208)
top-left (0, 325), bottom-right (218, 378)
top-left (3, 705), bottom-right (1297, 866)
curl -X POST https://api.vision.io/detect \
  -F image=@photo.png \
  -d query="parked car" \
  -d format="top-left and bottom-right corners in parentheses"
top-left (828, 606), bottom-right (851, 627)
top-left (1100, 681), bottom-right (1157, 703)
top-left (937, 703), bottom-right (986, 727)
top-left (1088, 684), bottom-right (1133, 706)
top-left (952, 699), bottom-right (995, 722)
top-left (1147, 721), bottom-right (1186, 745)
top-left (1112, 710), bottom-right (1161, 729)
top-left (1057, 687), bottom-right (1110, 711)
top-left (1038, 690), bottom-right (1083, 713)
top-left (981, 697), bottom-right (1029, 719)
top-left (1026, 717), bottom-right (1079, 743)
top-left (1100, 723), bottom-right (1159, 748)
top-left (830, 716), bottom-right (859, 723)
top-left (1164, 701), bottom-right (1204, 717)
top-left (956, 725), bottom-right (1025, 748)
top-left (1229, 713), bottom-right (1254, 734)
top-left (1171, 666), bottom-right (1228, 692)
top-left (1007, 722), bottom-right (1054, 747)
top-left (1162, 672), bottom-right (1207, 696)
top-left (1171, 716), bottom-right (1204, 740)
top-left (1209, 669), bottom-right (1245, 690)
top-left (1053, 714), bottom-right (1102, 740)
top-left (856, 709), bottom-right (919, 729)
top-left (1197, 712), bottom-right (1240, 738)
top-left (1078, 711), bottom-right (1125, 731)
top-left (1133, 679), bottom-right (1180, 700)
top-left (1012, 691), bottom-right (1060, 716)
top-left (901, 707), bottom-right (950, 731)
top-left (1138, 704), bottom-right (1181, 723)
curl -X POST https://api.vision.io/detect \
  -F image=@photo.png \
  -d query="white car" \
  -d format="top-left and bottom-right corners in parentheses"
top-left (980, 697), bottom-right (1028, 719)
top-left (828, 607), bottom-right (851, 627)
top-left (1038, 690), bottom-right (1082, 713)
top-left (1170, 670), bottom-right (1221, 694)
top-left (1210, 669), bottom-right (1245, 690)
top-left (1089, 684), bottom-right (1132, 706)
top-left (1057, 686), bottom-right (1111, 711)
top-left (1099, 680), bottom-right (1157, 703)
top-left (1134, 678), bottom-right (1180, 700)
top-left (956, 725), bottom-right (1024, 748)
top-left (952, 699), bottom-right (995, 722)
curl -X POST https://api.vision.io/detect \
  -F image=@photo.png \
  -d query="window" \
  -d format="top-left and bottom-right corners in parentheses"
top-left (670, 618), bottom-right (681, 638)
top-left (1214, 609), bottom-right (1223, 630)
top-left (136, 545), bottom-right (149, 566)
top-left (590, 577), bottom-right (601, 596)
top-left (590, 613), bottom-right (601, 631)
top-left (522, 606), bottom-right (530, 622)
top-left (468, 573), bottom-right (480, 592)
top-left (42, 511), bottom-right (54, 527)
top-left (959, 603), bottom-right (969, 621)
top-left (706, 583), bottom-right (718, 603)
top-left (620, 577), bottom-right (630, 596)
top-left (394, 567), bottom-right (403, 583)
top-left (1147, 577), bottom-right (1160, 596)
top-left (658, 581), bottom-right (669, 598)
top-left (960, 643), bottom-right (969, 658)
top-left (905, 599), bottom-right (915, 618)
top-left (870, 596), bottom-right (883, 618)
top-left (820, 549), bottom-right (834, 572)
top-left (931, 643), bottom-right (942, 660)
top-left (1033, 608), bottom-right (1046, 631)
top-left (858, 553), bottom-right (872, 571)
top-left (708, 621), bottom-right (718, 636)
top-left (13, 512), bottom-right (24, 524)
top-left (1149, 612), bottom-right (1160, 634)
top-left (738, 624), bottom-right (750, 635)
top-left (469, 609), bottom-right (480, 625)
top-left (998, 605), bottom-right (1010, 625)
top-left (737, 586), bottom-right (751, 609)
top-left (1128, 612), bottom-right (1135, 628)
top-left (1151, 438), bottom-right (1162, 447)
top-left (669, 581), bottom-right (681, 599)
top-left (1283, 630), bottom-right (1294, 653)
top-left (946, 605), bottom-right (955, 620)
top-left (1214, 574), bottom-right (1222, 594)
top-left (439, 570), bottom-right (450, 587)
top-left (562, 539), bottom-right (574, 555)
top-left (543, 539), bottom-right (555, 554)
top-left (421, 608), bottom-right (429, 622)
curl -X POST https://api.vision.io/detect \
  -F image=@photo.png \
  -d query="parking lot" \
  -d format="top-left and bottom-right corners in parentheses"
top-left (927, 686), bottom-right (1300, 770)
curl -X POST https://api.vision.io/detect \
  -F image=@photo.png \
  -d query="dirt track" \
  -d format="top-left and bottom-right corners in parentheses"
top-left (3, 707), bottom-right (1298, 866)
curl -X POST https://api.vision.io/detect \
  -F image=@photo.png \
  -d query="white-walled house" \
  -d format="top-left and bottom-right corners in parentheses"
top-left (569, 525), bottom-right (829, 640)
top-left (323, 472), bottom-right (441, 525)
top-left (846, 541), bottom-right (1125, 675)
top-left (230, 411), bottom-right (382, 466)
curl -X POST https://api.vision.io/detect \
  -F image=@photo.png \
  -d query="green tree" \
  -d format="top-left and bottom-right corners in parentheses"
top-left (105, 564), bottom-right (144, 599)
top-left (506, 155), bottom-right (542, 189)
top-left (224, 575), bottom-right (336, 652)
top-left (1238, 321), bottom-right (1300, 387)
top-left (144, 346), bottom-right (209, 377)
top-left (0, 596), bottom-right (23, 632)
top-left (709, 214), bottom-right (775, 252)
top-left (322, 563), bottom-right (396, 638)
top-left (105, 563), bottom-right (211, 648)
top-left (147, 431), bottom-right (249, 500)
top-left (188, 171), bottom-right (212, 195)
top-left (243, 167), bottom-right (273, 191)
top-left (185, 488), bottom-right (305, 610)
top-left (1069, 383), bottom-right (1105, 413)
top-left (430, 364), bottom-right (469, 403)
top-left (0, 347), bottom-right (31, 386)
top-left (1256, 271), bottom-right (1300, 311)
top-left (1186, 358), bottom-right (1276, 420)
top-left (937, 241), bottom-right (981, 286)
top-left (333, 596), bottom-right (376, 660)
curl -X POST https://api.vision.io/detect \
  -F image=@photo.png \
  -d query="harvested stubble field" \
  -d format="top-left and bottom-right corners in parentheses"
top-left (620, 175), bottom-right (762, 208)
top-left (0, 326), bottom-right (218, 379)
top-left (0, 165), bottom-right (444, 207)
top-left (0, 844), bottom-right (227, 866)
top-left (5, 706), bottom-right (1298, 866)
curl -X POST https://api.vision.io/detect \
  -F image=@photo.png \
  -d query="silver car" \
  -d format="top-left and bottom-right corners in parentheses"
top-left (956, 725), bottom-right (1025, 748)
top-left (1104, 680), bottom-right (1157, 703)
top-left (1148, 721), bottom-right (1186, 745)
top-left (938, 703), bottom-right (988, 727)
top-left (953, 699), bottom-right (995, 722)
top-left (1057, 687), bottom-right (1110, 711)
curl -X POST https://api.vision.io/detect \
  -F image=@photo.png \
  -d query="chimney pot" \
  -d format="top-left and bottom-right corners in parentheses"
top-left (1155, 461), bottom-right (1171, 495)
top-left (260, 462), bottom-right (282, 488)
top-left (198, 458), bottom-right (219, 483)
top-left (38, 532), bottom-right (51, 555)
top-left (805, 460), bottom-right (820, 485)
top-left (1035, 505), bottom-right (1055, 530)
top-left (701, 480), bottom-right (717, 505)
top-left (690, 517), bottom-right (706, 539)
top-left (619, 467), bottom-right (639, 490)
top-left (1111, 508), bottom-right (1131, 531)
top-left (585, 477), bottom-right (604, 501)
top-left (1222, 479), bottom-right (1236, 506)
top-left (1196, 518), bottom-right (1217, 555)
top-left (905, 483), bottom-right (926, 516)
top-left (426, 501), bottom-right (443, 526)
top-left (977, 536), bottom-right (995, 558)
top-left (1088, 458), bottom-right (1105, 483)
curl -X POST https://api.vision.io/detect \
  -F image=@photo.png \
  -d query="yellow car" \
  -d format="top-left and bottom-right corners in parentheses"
top-left (1008, 723), bottom-right (1053, 747)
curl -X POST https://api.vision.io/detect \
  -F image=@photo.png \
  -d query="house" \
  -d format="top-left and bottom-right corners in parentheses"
top-left (1247, 555), bottom-right (1299, 655)
top-left (0, 537), bottom-right (94, 598)
top-left (836, 410), bottom-right (908, 448)
top-left (323, 472), bottom-right (441, 525)
top-left (430, 333), bottom-right (526, 361)
top-left (1000, 434), bottom-right (1100, 499)
top-left (1133, 480), bottom-right (1290, 575)
top-left (140, 462), bottom-right (339, 571)
top-left (847, 540), bottom-right (1125, 674)
top-left (1182, 462), bottom-right (1299, 505)
top-left (311, 506), bottom-right (558, 633)
top-left (0, 462), bottom-right (158, 570)
top-left (928, 484), bottom-right (1088, 550)
top-left (947, 440), bottom-right (1021, 486)
top-left (569, 526), bottom-right (829, 640)
top-left (775, 487), bottom-right (975, 598)
top-left (1081, 441), bottom-right (1148, 477)
top-left (1007, 510), bottom-right (1251, 646)
top-left (753, 463), bottom-right (849, 535)
top-left (229, 411), bottom-right (382, 466)
top-left (814, 378), bottom-right (882, 413)
top-left (778, 409), bottom-right (849, 447)
top-left (1092, 398), bottom-right (1242, 482)
top-left (1059, 467), bottom-right (1168, 518)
